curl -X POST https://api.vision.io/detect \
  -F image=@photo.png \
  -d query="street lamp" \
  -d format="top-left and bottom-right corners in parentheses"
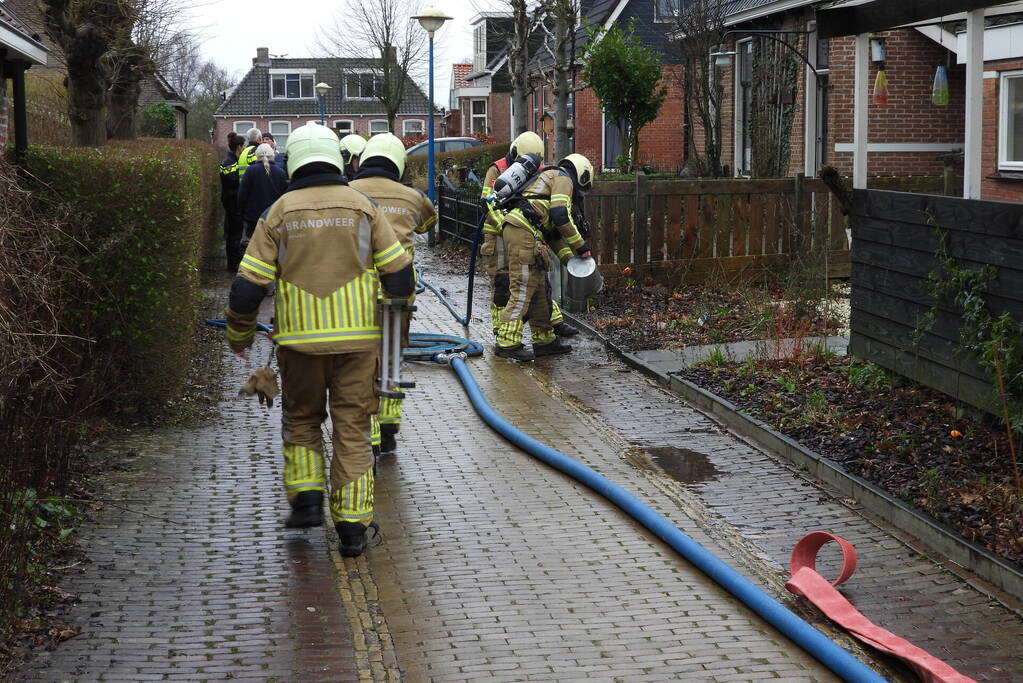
top-left (412, 7), bottom-right (452, 208)
top-left (315, 82), bottom-right (331, 126)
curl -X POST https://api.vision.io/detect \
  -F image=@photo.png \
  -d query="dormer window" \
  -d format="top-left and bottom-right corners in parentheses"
top-left (654, 0), bottom-right (679, 22)
top-left (346, 71), bottom-right (383, 100)
top-left (473, 24), bottom-right (486, 72)
top-left (269, 69), bottom-right (315, 99)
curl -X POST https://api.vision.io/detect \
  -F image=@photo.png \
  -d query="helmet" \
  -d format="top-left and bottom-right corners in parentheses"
top-left (360, 132), bottom-right (407, 178)
top-left (509, 131), bottom-right (544, 159)
top-left (286, 122), bottom-right (344, 176)
top-left (339, 134), bottom-right (367, 163)
top-left (559, 153), bottom-right (593, 191)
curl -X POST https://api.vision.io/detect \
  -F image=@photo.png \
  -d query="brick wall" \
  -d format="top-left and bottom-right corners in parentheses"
top-left (213, 115), bottom-right (431, 154)
top-left (828, 29), bottom-right (966, 177)
top-left (488, 93), bottom-right (511, 140)
top-left (981, 58), bottom-right (1023, 203)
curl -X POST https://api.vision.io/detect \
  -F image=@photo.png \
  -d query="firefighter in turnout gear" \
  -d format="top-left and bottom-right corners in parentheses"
top-left (225, 122), bottom-right (414, 557)
top-left (350, 133), bottom-right (437, 456)
top-left (494, 153), bottom-right (593, 361)
top-left (236, 127), bottom-right (262, 178)
top-left (481, 132), bottom-right (578, 338)
top-left (339, 134), bottom-right (367, 181)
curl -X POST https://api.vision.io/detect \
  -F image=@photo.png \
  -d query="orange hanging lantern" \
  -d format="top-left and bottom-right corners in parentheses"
top-left (873, 69), bottom-right (889, 106)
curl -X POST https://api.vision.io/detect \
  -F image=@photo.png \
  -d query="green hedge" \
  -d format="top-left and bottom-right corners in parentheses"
top-left (23, 139), bottom-right (219, 409)
top-left (406, 141), bottom-right (511, 186)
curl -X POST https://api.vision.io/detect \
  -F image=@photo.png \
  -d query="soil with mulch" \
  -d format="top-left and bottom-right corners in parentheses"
top-left (580, 281), bottom-right (844, 351)
top-left (680, 354), bottom-right (1023, 569)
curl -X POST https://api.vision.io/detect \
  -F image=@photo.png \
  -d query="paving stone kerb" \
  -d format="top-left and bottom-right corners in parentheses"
top-left (564, 312), bottom-right (1023, 603)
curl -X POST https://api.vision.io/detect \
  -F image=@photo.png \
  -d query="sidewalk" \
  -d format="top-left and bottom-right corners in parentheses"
top-left (16, 246), bottom-right (1023, 682)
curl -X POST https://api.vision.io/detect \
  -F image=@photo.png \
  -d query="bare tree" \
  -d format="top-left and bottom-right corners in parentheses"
top-left (317, 0), bottom-right (429, 133)
top-left (535, 0), bottom-right (580, 160)
top-left (507, 0), bottom-right (532, 136)
top-left (666, 0), bottom-right (726, 177)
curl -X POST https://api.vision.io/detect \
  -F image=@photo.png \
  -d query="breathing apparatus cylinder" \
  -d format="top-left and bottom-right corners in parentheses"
top-left (492, 153), bottom-right (542, 204)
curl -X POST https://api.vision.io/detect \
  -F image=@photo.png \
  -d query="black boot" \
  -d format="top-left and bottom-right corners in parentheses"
top-left (337, 521), bottom-right (368, 557)
top-left (533, 339), bottom-right (573, 357)
top-left (379, 424), bottom-right (398, 456)
top-left (285, 490), bottom-right (323, 528)
top-left (554, 321), bottom-right (580, 337)
top-left (372, 445), bottom-right (381, 459)
top-left (495, 344), bottom-right (535, 361)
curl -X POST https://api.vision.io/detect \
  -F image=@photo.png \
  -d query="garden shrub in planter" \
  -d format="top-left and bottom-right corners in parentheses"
top-left (23, 139), bottom-right (219, 410)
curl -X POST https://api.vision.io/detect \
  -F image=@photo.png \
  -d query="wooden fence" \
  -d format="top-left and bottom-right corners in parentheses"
top-left (849, 189), bottom-right (1023, 414)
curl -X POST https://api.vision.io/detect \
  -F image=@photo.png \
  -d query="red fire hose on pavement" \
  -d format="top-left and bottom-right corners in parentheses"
top-left (787, 532), bottom-right (976, 683)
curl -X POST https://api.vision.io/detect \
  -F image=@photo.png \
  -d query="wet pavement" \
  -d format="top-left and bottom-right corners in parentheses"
top-left (15, 244), bottom-right (1023, 682)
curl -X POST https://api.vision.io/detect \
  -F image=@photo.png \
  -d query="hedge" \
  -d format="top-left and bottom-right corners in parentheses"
top-left (23, 138), bottom-right (219, 408)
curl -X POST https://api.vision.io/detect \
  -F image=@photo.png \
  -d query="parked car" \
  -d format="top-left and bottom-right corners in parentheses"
top-left (406, 137), bottom-right (483, 156)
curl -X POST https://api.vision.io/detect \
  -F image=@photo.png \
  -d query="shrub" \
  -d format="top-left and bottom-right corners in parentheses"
top-left (137, 103), bottom-right (178, 138)
top-left (400, 133), bottom-right (426, 148)
top-left (22, 138), bottom-right (219, 409)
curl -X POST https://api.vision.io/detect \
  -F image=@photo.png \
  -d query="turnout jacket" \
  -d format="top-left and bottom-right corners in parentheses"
top-left (348, 177), bottom-right (437, 257)
top-left (480, 158), bottom-right (509, 234)
top-left (501, 168), bottom-right (588, 257)
top-left (226, 176), bottom-right (412, 355)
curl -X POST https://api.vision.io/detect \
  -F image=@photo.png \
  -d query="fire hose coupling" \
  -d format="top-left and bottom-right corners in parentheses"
top-left (435, 351), bottom-right (468, 365)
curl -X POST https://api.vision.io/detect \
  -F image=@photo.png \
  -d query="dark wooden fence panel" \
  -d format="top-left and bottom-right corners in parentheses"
top-left (848, 189), bottom-right (1023, 414)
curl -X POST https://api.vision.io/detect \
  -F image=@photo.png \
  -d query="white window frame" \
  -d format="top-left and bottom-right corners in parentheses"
top-left (470, 98), bottom-right (488, 135)
top-left (269, 71), bottom-right (316, 100)
top-left (268, 120), bottom-right (292, 151)
top-left (346, 70), bottom-right (382, 101)
top-left (402, 119), bottom-right (425, 136)
top-left (654, 0), bottom-right (679, 23)
top-left (999, 69), bottom-right (1023, 170)
top-left (369, 119), bottom-right (390, 135)
top-left (334, 119), bottom-right (355, 135)
top-left (233, 120), bottom-right (256, 134)
top-left (733, 38), bottom-right (754, 177)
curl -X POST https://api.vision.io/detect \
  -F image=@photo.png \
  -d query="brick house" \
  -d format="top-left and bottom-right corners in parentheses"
top-left (213, 48), bottom-right (431, 152)
top-left (441, 63), bottom-right (472, 136)
top-left (445, 14), bottom-right (514, 140)
top-left (685, 0), bottom-right (1023, 202)
top-left (526, 0), bottom-right (684, 171)
top-left (0, 0), bottom-right (46, 151)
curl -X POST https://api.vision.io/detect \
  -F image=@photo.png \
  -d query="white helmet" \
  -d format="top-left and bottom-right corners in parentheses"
top-left (510, 131), bottom-right (544, 159)
top-left (360, 133), bottom-right (407, 178)
top-left (559, 153), bottom-right (594, 191)
top-left (286, 122), bottom-right (344, 176)
top-left (339, 134), bottom-right (367, 163)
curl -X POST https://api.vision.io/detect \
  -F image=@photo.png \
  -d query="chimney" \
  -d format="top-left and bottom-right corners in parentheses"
top-left (253, 47), bottom-right (270, 66)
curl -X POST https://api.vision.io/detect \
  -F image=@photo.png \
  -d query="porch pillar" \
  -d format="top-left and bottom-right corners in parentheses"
top-left (11, 60), bottom-right (28, 161)
top-left (853, 33), bottom-right (869, 189)
top-left (964, 9), bottom-right (984, 199)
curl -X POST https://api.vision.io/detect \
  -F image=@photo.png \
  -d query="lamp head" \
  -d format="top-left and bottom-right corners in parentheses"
top-left (315, 82), bottom-right (332, 98)
top-left (710, 45), bottom-right (736, 68)
top-left (413, 7), bottom-right (452, 34)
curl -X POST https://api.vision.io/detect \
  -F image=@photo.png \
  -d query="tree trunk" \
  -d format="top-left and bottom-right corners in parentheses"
top-left (107, 56), bottom-right (144, 140)
top-left (509, 0), bottom-right (530, 136)
top-left (67, 33), bottom-right (110, 146)
top-left (551, 10), bottom-right (571, 160)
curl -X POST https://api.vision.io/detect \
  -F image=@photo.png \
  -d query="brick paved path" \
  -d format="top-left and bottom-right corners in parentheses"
top-left (17, 246), bottom-right (1023, 682)
top-left (18, 294), bottom-right (358, 683)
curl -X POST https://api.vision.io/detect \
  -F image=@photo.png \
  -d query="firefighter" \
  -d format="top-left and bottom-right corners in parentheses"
top-left (494, 153), bottom-right (593, 361)
top-left (339, 134), bottom-right (367, 180)
top-left (349, 133), bottom-right (437, 456)
top-left (236, 127), bottom-right (263, 178)
top-left (225, 122), bottom-right (414, 557)
top-left (480, 132), bottom-right (578, 338)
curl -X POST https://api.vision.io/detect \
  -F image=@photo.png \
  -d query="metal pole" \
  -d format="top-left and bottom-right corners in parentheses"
top-left (427, 33), bottom-right (436, 203)
top-left (319, 94), bottom-right (326, 126)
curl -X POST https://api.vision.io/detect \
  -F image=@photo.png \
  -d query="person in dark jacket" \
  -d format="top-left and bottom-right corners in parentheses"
top-left (238, 143), bottom-right (288, 248)
top-left (220, 132), bottom-right (247, 271)
top-left (262, 132), bottom-right (287, 170)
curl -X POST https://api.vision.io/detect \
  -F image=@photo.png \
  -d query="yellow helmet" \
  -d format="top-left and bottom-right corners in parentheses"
top-left (510, 131), bottom-right (544, 159)
top-left (339, 134), bottom-right (367, 163)
top-left (286, 122), bottom-right (343, 176)
top-left (560, 153), bottom-right (593, 191)
top-left (360, 132), bottom-right (407, 178)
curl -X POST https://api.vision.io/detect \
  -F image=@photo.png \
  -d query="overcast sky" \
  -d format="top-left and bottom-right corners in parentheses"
top-left (191, 0), bottom-right (502, 105)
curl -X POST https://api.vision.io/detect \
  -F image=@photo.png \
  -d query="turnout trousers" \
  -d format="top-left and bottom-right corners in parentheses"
top-left (484, 231), bottom-right (564, 332)
top-left (277, 346), bottom-right (378, 525)
top-left (495, 225), bottom-right (557, 348)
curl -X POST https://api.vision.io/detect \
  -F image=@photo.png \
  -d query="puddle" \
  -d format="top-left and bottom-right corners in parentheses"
top-left (644, 446), bottom-right (721, 484)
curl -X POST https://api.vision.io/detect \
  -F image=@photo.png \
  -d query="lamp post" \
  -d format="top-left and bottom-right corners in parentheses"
top-left (412, 7), bottom-right (452, 209)
top-left (315, 82), bottom-right (331, 126)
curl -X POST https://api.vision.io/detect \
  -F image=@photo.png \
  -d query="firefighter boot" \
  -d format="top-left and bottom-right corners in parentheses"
top-left (337, 521), bottom-right (369, 557)
top-left (495, 344), bottom-right (535, 361)
top-left (554, 321), bottom-right (580, 337)
top-left (285, 490), bottom-right (324, 528)
top-left (533, 339), bottom-right (573, 357)
top-left (379, 423), bottom-right (398, 456)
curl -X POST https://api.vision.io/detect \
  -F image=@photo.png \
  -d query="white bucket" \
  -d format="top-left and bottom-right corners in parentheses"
top-left (565, 256), bottom-right (604, 300)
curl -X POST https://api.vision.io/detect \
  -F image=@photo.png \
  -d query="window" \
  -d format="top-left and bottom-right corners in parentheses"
top-left (473, 24), bottom-right (486, 72)
top-left (347, 72), bottom-right (382, 100)
top-left (654, 0), bottom-right (679, 22)
top-left (1000, 71), bottom-right (1023, 170)
top-left (369, 120), bottom-right (389, 135)
top-left (234, 121), bottom-right (256, 134)
top-left (334, 120), bottom-right (354, 135)
top-left (735, 40), bottom-right (754, 175)
top-left (271, 73), bottom-right (314, 99)
top-left (403, 119), bottom-right (424, 136)
top-left (269, 121), bottom-right (291, 151)
top-left (471, 99), bottom-right (487, 135)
